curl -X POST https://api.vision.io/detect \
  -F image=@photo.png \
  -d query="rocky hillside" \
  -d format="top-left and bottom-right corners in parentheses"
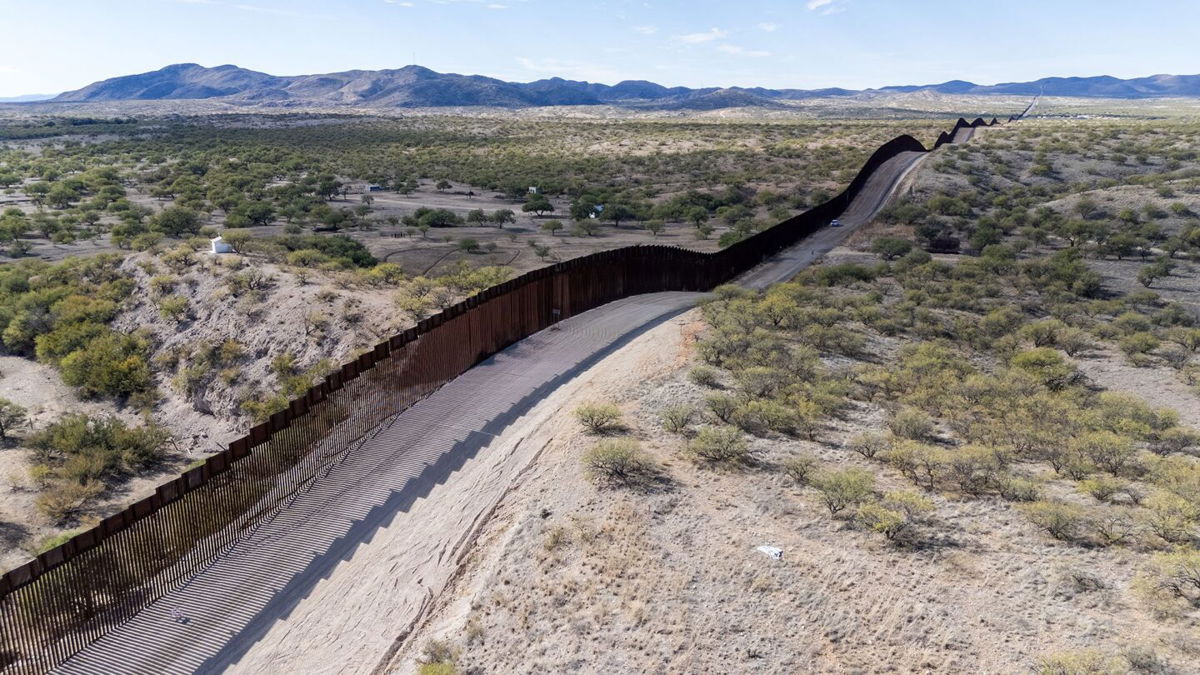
top-left (49, 64), bottom-right (1200, 109)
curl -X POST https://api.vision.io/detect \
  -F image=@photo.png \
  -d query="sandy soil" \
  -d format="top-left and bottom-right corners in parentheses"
top-left (392, 312), bottom-right (1194, 674)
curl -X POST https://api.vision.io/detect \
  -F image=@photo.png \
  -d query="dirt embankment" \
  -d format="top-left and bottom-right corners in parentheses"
top-left (0, 251), bottom-right (403, 568)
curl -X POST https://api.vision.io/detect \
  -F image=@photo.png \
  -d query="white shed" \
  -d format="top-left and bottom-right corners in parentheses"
top-left (210, 236), bottom-right (234, 254)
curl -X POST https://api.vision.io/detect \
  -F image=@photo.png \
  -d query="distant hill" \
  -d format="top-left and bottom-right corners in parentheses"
top-left (48, 64), bottom-right (1200, 109)
top-left (0, 93), bottom-right (55, 103)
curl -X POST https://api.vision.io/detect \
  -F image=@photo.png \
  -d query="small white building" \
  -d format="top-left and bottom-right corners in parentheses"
top-left (210, 236), bottom-right (234, 254)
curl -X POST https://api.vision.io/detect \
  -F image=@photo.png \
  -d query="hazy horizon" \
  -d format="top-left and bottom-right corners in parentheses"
top-left (2, 0), bottom-right (1199, 97)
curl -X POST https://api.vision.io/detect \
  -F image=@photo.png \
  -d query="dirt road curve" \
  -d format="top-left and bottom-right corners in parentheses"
top-left (58, 138), bottom-right (942, 675)
top-left (735, 150), bottom-right (926, 290)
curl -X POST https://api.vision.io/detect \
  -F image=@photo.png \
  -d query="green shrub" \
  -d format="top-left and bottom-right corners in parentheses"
top-left (1010, 348), bottom-right (1076, 390)
top-left (660, 404), bottom-right (696, 434)
top-left (158, 295), bottom-right (190, 321)
top-left (888, 407), bottom-right (935, 441)
top-left (846, 432), bottom-right (889, 459)
top-left (0, 398), bottom-right (28, 439)
top-left (855, 502), bottom-right (906, 539)
top-left (687, 426), bottom-right (750, 464)
top-left (732, 399), bottom-right (797, 436)
top-left (1120, 332), bottom-right (1161, 357)
top-left (871, 236), bottom-right (914, 260)
top-left (943, 445), bottom-right (1003, 495)
top-left (35, 480), bottom-right (103, 523)
top-left (688, 365), bottom-right (721, 388)
top-left (1022, 500), bottom-right (1087, 541)
top-left (812, 467), bottom-right (875, 515)
top-left (59, 332), bottom-right (154, 399)
top-left (1079, 476), bottom-right (1128, 502)
top-left (1152, 427), bottom-right (1200, 456)
top-left (781, 453), bottom-right (819, 486)
top-left (1072, 431), bottom-right (1136, 476)
top-left (1140, 491), bottom-right (1197, 544)
top-left (705, 393), bottom-right (738, 423)
top-left (582, 438), bottom-right (653, 485)
top-left (573, 402), bottom-right (622, 434)
top-left (29, 413), bottom-right (168, 482)
top-left (997, 475), bottom-right (1042, 502)
top-left (1138, 549), bottom-right (1200, 614)
top-left (858, 491), bottom-right (934, 542)
top-left (417, 639), bottom-right (459, 675)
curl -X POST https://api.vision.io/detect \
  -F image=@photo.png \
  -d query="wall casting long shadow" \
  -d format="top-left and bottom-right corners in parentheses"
top-left (0, 110), bottom-right (1020, 673)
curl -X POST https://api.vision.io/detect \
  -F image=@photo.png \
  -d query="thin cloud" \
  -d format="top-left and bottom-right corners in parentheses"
top-left (718, 44), bottom-right (771, 58)
top-left (806, 0), bottom-right (846, 14)
top-left (758, 22), bottom-right (778, 32)
top-left (676, 28), bottom-right (728, 44)
top-left (633, 25), bottom-right (658, 35)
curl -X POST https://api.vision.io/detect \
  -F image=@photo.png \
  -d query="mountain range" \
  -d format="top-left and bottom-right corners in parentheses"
top-left (41, 64), bottom-right (1200, 109)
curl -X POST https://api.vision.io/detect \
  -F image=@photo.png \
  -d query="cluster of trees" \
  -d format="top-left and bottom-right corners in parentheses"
top-left (393, 261), bottom-right (513, 320)
top-left (219, 231), bottom-right (377, 269)
top-left (0, 255), bottom-right (155, 404)
top-left (894, 121), bottom-right (1200, 274)
top-left (0, 114), bottom-right (941, 258)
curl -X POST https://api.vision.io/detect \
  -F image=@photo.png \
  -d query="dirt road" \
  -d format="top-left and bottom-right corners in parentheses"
top-left (735, 150), bottom-right (927, 290)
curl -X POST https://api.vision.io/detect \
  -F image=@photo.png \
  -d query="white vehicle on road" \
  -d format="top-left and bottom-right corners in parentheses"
top-left (829, 218), bottom-right (842, 227)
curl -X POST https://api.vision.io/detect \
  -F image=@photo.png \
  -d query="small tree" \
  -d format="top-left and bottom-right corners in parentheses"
top-left (1022, 500), bottom-right (1087, 541)
top-left (1142, 549), bottom-right (1200, 609)
top-left (150, 206), bottom-right (201, 238)
top-left (687, 426), bottom-right (749, 464)
top-left (872, 237), bottom-right (913, 260)
top-left (813, 467), bottom-right (875, 515)
top-left (522, 193), bottom-right (554, 216)
top-left (0, 398), bottom-right (28, 440)
top-left (541, 219), bottom-right (564, 236)
top-left (1151, 427), bottom-right (1200, 456)
top-left (781, 453), bottom-right (818, 486)
top-left (846, 432), bottom-right (890, 459)
top-left (888, 407), bottom-right (935, 441)
top-left (1073, 431), bottom-right (1136, 476)
top-left (435, 179), bottom-right (452, 192)
top-left (1138, 258), bottom-right (1174, 288)
top-left (491, 209), bottom-right (516, 229)
top-left (466, 209), bottom-right (489, 227)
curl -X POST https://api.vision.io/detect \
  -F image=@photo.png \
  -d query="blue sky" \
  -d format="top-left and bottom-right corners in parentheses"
top-left (1, 0), bottom-right (1199, 97)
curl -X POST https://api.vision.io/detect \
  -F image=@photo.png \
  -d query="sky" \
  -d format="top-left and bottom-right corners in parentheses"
top-left (1, 0), bottom-right (1199, 97)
